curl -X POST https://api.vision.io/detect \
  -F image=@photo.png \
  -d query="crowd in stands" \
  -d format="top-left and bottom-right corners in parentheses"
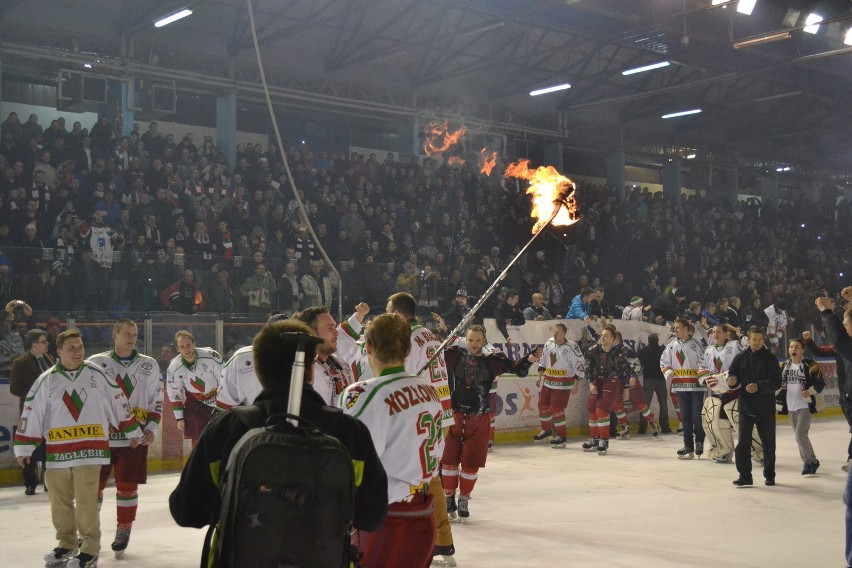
top-left (0, 110), bottom-right (850, 348)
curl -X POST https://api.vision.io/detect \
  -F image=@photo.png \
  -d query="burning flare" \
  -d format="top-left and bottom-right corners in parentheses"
top-left (479, 148), bottom-right (498, 175)
top-left (423, 121), bottom-right (467, 156)
top-left (504, 160), bottom-right (578, 233)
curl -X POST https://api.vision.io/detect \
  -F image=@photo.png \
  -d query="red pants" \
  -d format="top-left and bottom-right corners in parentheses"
top-left (538, 386), bottom-right (572, 437)
top-left (442, 412), bottom-right (490, 469)
top-left (593, 378), bottom-right (623, 440)
top-left (357, 493), bottom-right (435, 568)
top-left (98, 445), bottom-right (149, 526)
top-left (183, 394), bottom-right (214, 441)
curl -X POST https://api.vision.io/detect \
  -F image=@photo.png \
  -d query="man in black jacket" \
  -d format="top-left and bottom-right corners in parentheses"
top-left (169, 319), bottom-right (388, 558)
top-left (726, 327), bottom-right (782, 486)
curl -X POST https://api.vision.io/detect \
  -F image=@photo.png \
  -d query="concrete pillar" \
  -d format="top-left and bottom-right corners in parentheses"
top-left (605, 151), bottom-right (626, 202)
top-left (216, 92), bottom-right (237, 171)
top-left (544, 142), bottom-right (564, 173)
top-left (662, 157), bottom-right (682, 206)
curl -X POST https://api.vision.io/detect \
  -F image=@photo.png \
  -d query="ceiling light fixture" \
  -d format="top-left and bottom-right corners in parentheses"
top-left (732, 30), bottom-right (791, 48)
top-left (737, 0), bottom-right (757, 16)
top-left (661, 109), bottom-right (702, 119)
top-left (622, 61), bottom-right (670, 75)
top-left (803, 13), bottom-right (823, 34)
top-left (755, 90), bottom-right (802, 102)
top-left (529, 83), bottom-right (571, 96)
top-left (154, 8), bottom-right (193, 28)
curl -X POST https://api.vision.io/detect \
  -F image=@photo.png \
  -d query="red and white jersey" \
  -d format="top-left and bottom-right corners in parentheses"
top-left (14, 362), bottom-right (142, 468)
top-left (340, 367), bottom-right (444, 504)
top-left (166, 347), bottom-right (223, 419)
top-left (660, 337), bottom-right (707, 392)
top-left (350, 340), bottom-right (371, 383)
top-left (406, 323), bottom-right (451, 423)
top-left (336, 313), bottom-right (365, 364)
top-left (87, 350), bottom-right (163, 447)
top-left (216, 346), bottom-right (261, 410)
top-left (313, 354), bottom-right (353, 407)
top-left (537, 338), bottom-right (586, 389)
top-left (699, 340), bottom-right (742, 394)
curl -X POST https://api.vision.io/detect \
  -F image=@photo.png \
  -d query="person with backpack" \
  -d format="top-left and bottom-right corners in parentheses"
top-left (340, 313), bottom-right (444, 568)
top-left (169, 319), bottom-right (388, 568)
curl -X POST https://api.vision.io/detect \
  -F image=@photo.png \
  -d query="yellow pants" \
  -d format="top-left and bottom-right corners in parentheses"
top-left (45, 465), bottom-right (102, 556)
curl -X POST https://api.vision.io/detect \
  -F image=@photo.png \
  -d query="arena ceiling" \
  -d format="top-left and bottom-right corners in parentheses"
top-left (1, 0), bottom-right (851, 171)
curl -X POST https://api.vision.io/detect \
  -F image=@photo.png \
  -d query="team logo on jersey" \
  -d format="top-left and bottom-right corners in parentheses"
top-left (676, 350), bottom-right (686, 366)
top-left (714, 356), bottom-right (723, 372)
top-left (244, 360), bottom-right (251, 367)
top-left (62, 388), bottom-right (87, 421)
top-left (344, 385), bottom-right (365, 409)
top-left (116, 373), bottom-right (135, 398)
top-left (549, 352), bottom-right (557, 366)
top-left (141, 361), bottom-right (153, 371)
top-left (190, 376), bottom-right (206, 392)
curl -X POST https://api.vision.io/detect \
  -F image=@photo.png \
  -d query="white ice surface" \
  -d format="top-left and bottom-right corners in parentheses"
top-left (1, 417), bottom-right (847, 567)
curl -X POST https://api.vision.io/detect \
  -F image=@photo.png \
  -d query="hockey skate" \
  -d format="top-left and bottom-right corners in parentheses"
top-left (550, 436), bottom-right (567, 449)
top-left (432, 544), bottom-right (457, 567)
top-left (111, 527), bottom-right (130, 558)
top-left (488, 440), bottom-right (494, 452)
top-left (695, 441), bottom-right (704, 458)
top-left (596, 439), bottom-right (609, 455)
top-left (582, 438), bottom-right (599, 452)
top-left (45, 547), bottom-right (77, 567)
top-left (457, 496), bottom-right (470, 520)
top-left (67, 553), bottom-right (97, 568)
top-left (677, 446), bottom-right (695, 460)
top-left (533, 429), bottom-right (552, 442)
top-left (446, 494), bottom-right (458, 521)
top-left (616, 424), bottom-right (630, 440)
top-left (649, 421), bottom-right (660, 438)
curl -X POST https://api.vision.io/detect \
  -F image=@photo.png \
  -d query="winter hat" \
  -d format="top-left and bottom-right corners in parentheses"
top-left (630, 296), bottom-right (643, 305)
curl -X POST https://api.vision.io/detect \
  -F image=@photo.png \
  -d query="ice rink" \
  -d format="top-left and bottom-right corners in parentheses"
top-left (2, 417), bottom-right (847, 567)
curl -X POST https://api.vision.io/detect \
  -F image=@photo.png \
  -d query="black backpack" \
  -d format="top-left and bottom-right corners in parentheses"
top-left (206, 408), bottom-right (356, 568)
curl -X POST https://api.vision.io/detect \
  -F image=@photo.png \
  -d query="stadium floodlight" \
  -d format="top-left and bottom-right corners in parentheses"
top-left (845, 28), bottom-right (852, 45)
top-left (803, 13), bottom-right (823, 34)
top-left (529, 83), bottom-right (571, 96)
top-left (737, 0), bottom-right (757, 15)
top-left (154, 8), bottom-right (193, 28)
top-left (622, 61), bottom-right (670, 75)
top-left (661, 109), bottom-right (702, 119)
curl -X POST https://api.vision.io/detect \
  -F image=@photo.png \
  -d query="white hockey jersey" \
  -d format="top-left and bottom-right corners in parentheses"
top-left (537, 338), bottom-right (586, 389)
top-left (166, 347), bottom-right (223, 419)
top-left (87, 350), bottom-right (163, 447)
top-left (313, 354), bottom-right (353, 407)
top-left (660, 337), bottom-right (707, 392)
top-left (699, 340), bottom-right (742, 394)
top-left (14, 362), bottom-right (142, 468)
top-left (216, 345), bottom-right (261, 410)
top-left (340, 367), bottom-right (444, 504)
top-left (83, 223), bottom-right (116, 268)
top-left (764, 305), bottom-right (788, 338)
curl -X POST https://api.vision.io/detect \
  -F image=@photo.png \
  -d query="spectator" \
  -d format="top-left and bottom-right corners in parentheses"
top-left (301, 259), bottom-right (333, 309)
top-left (651, 287), bottom-right (685, 324)
top-left (566, 287), bottom-right (594, 322)
top-left (160, 269), bottom-right (202, 314)
top-left (622, 296), bottom-right (644, 321)
top-left (523, 292), bottom-right (553, 321)
top-left (494, 288), bottom-right (525, 340)
top-left (239, 263), bottom-right (277, 317)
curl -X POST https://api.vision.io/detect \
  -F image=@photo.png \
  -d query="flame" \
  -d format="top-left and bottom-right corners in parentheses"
top-left (447, 156), bottom-right (466, 166)
top-left (479, 148), bottom-right (498, 175)
top-left (504, 160), bottom-right (578, 233)
top-left (423, 121), bottom-right (467, 156)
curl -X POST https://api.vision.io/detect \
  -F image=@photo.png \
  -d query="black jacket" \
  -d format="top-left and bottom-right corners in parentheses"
top-left (776, 357), bottom-right (825, 415)
top-left (169, 387), bottom-right (388, 532)
top-left (637, 344), bottom-right (665, 381)
top-left (822, 309), bottom-right (852, 399)
top-left (493, 301), bottom-right (525, 340)
top-left (728, 346), bottom-right (782, 414)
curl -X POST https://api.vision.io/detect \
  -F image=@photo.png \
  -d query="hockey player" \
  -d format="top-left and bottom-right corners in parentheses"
top-left (534, 322), bottom-right (586, 448)
top-left (385, 292), bottom-right (457, 567)
top-left (660, 318), bottom-right (708, 459)
top-left (442, 324), bottom-right (539, 519)
top-left (341, 313), bottom-right (444, 568)
top-left (88, 319), bottom-right (163, 557)
top-left (294, 305), bottom-right (363, 406)
top-left (698, 324), bottom-right (742, 463)
top-left (166, 330), bottom-right (222, 447)
top-left (612, 330), bottom-right (660, 437)
top-left (14, 329), bottom-right (143, 568)
top-left (581, 325), bottom-right (636, 455)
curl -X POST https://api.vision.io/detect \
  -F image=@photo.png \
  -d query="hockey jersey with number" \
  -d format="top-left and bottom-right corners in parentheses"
top-left (699, 340), bottom-right (742, 394)
top-left (660, 337), bottom-right (707, 392)
top-left (537, 338), bottom-right (586, 389)
top-left (216, 345), bottom-right (260, 410)
top-left (14, 362), bottom-right (142, 468)
top-left (80, 222), bottom-right (117, 268)
top-left (340, 367), bottom-right (444, 504)
top-left (88, 350), bottom-right (163, 447)
top-left (166, 347), bottom-right (223, 419)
